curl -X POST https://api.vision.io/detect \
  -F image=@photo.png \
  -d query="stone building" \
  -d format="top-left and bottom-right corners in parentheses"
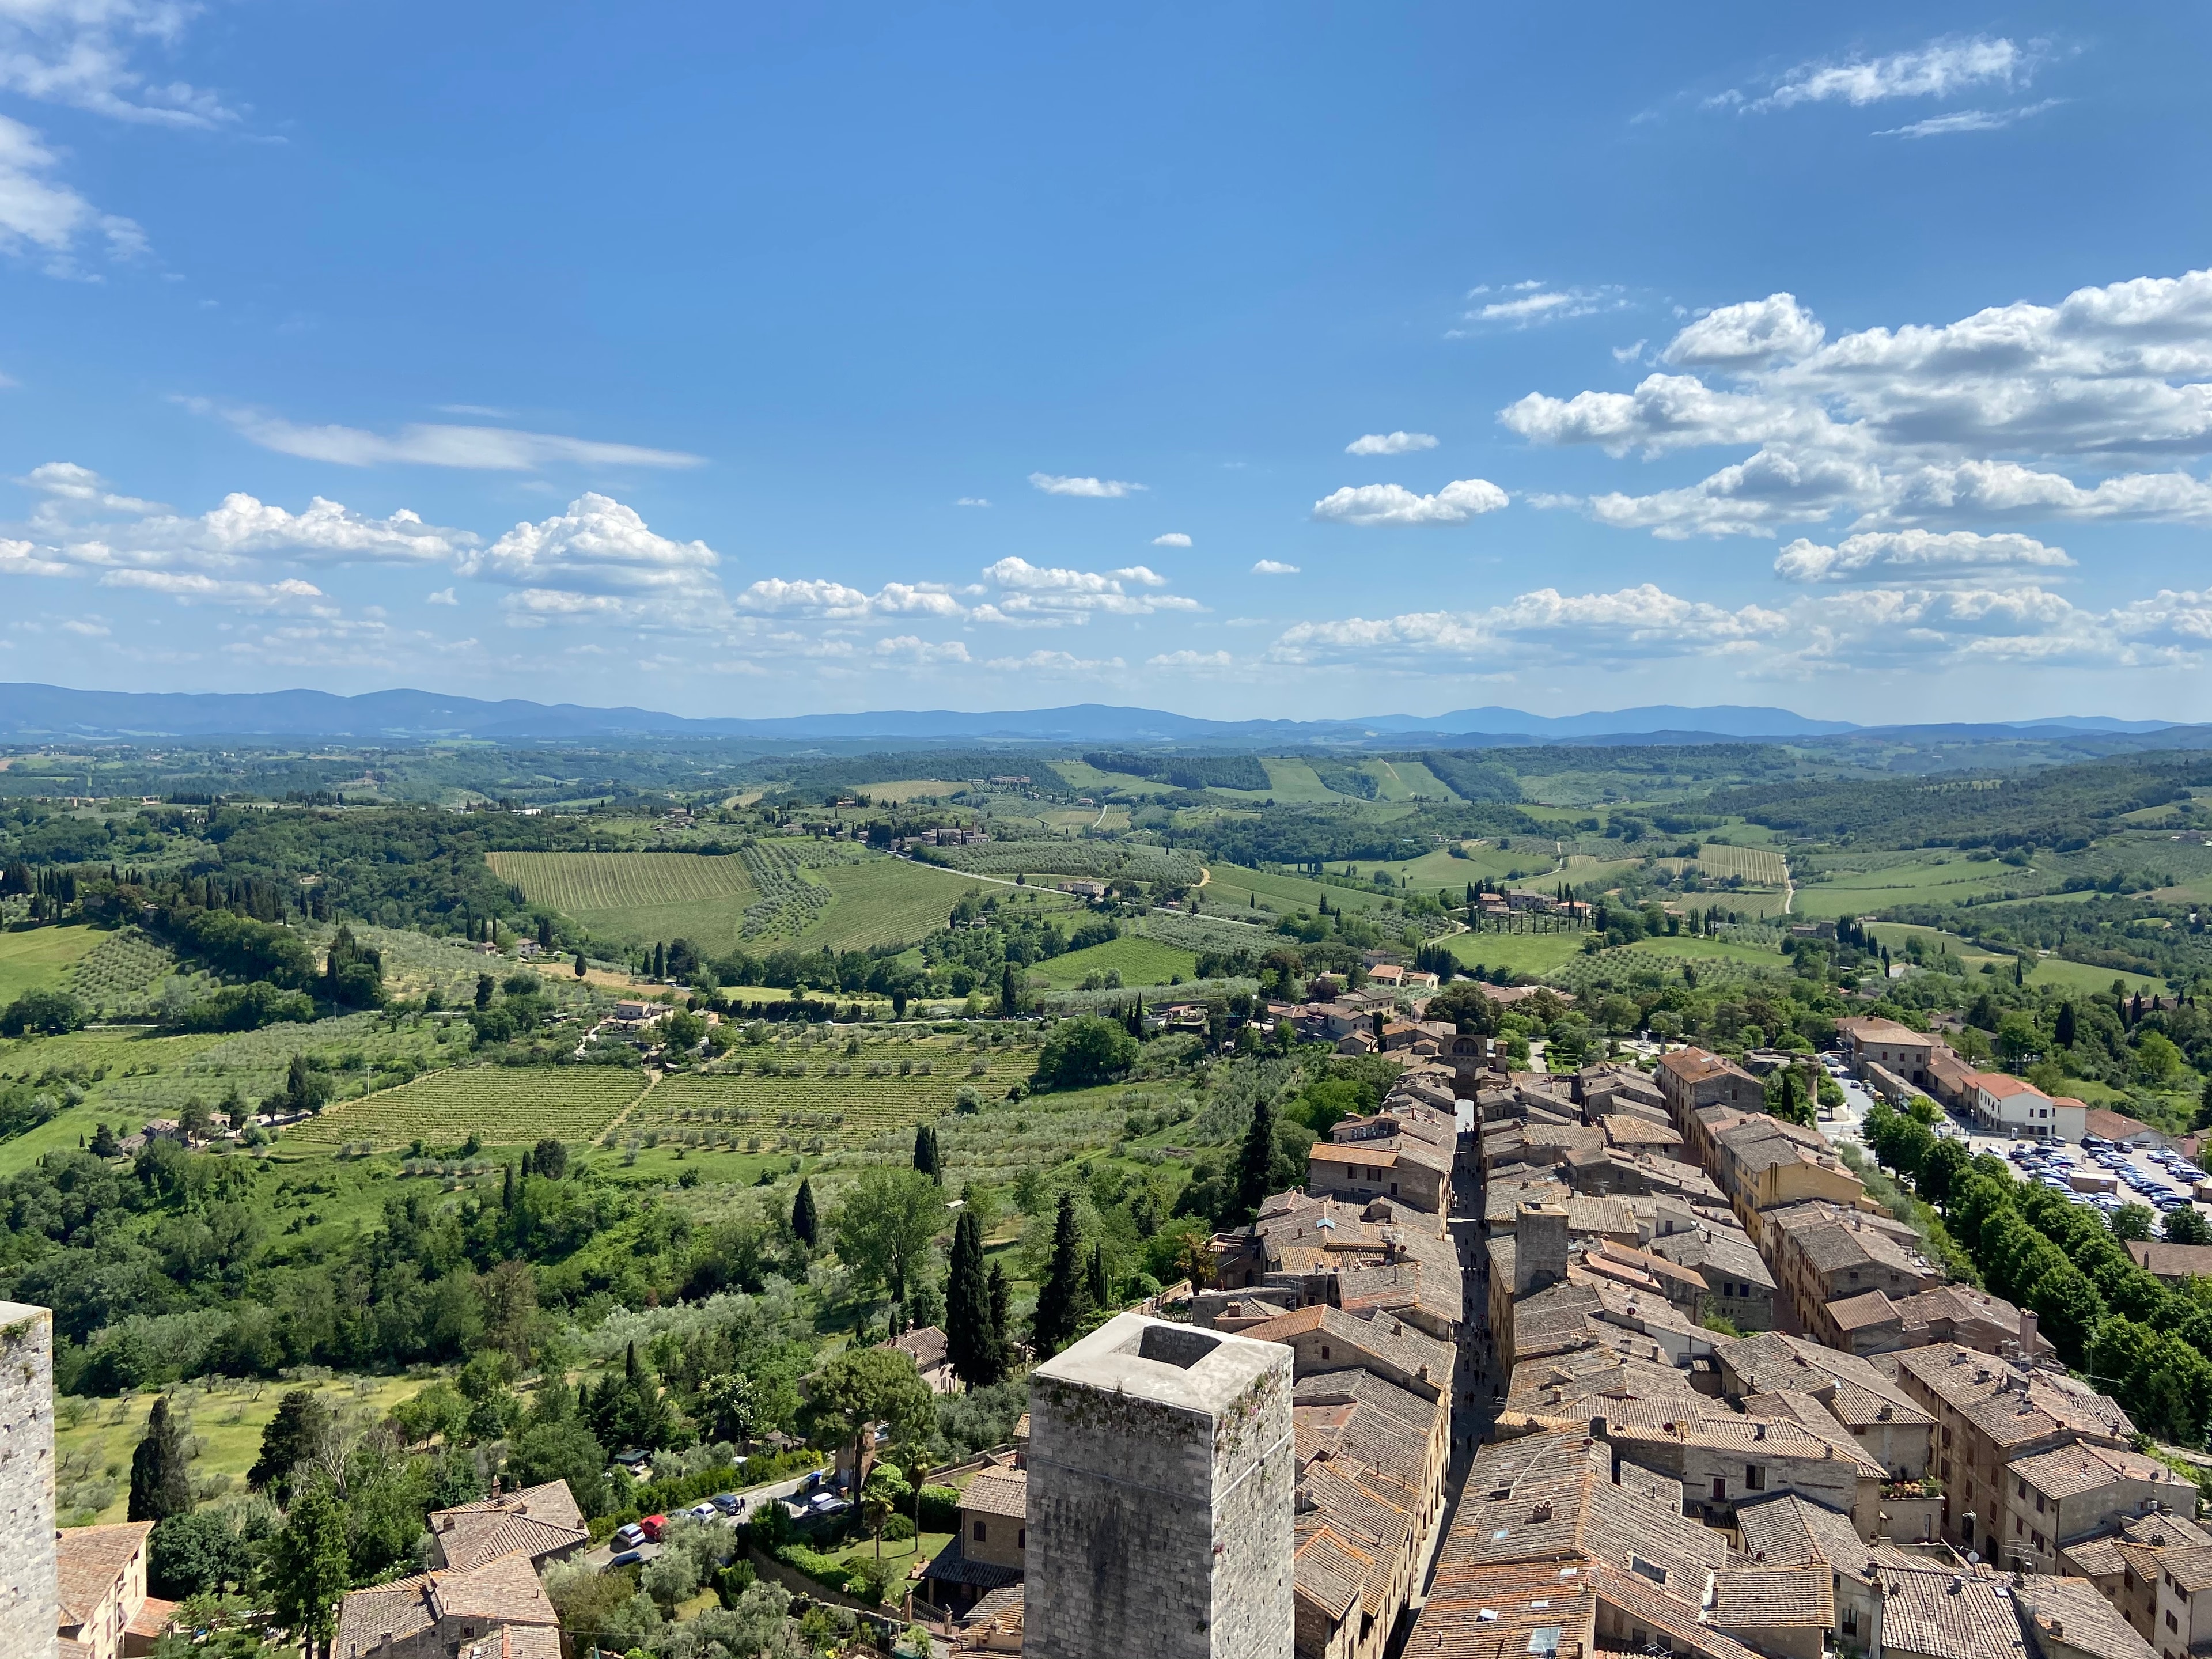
top-left (331, 1549), bottom-right (560, 1659)
top-left (1024, 1314), bottom-right (1297, 1659)
top-left (0, 1301), bottom-right (56, 1659)
top-left (54, 1522), bottom-right (171, 1659)
top-left (426, 1480), bottom-right (587, 1573)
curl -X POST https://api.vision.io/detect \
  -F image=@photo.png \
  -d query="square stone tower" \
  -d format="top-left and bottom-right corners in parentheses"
top-left (1025, 1312), bottom-right (1295, 1659)
top-left (0, 1301), bottom-right (56, 1659)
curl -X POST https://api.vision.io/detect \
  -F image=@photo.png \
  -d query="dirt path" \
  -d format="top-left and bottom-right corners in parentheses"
top-left (593, 1067), bottom-right (664, 1148)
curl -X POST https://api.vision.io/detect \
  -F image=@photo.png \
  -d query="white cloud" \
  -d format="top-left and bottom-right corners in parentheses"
top-left (1271, 582), bottom-right (1787, 667)
top-left (0, 537), bottom-right (69, 577)
top-left (1151, 532), bottom-right (1192, 547)
top-left (1028, 472), bottom-right (1145, 497)
top-left (99, 569), bottom-right (334, 613)
top-left (873, 635), bottom-right (973, 665)
top-left (1877, 99), bottom-right (2064, 139)
top-left (59, 616), bottom-right (105, 635)
top-left (1147, 649), bottom-right (1234, 671)
top-left (0, 111), bottom-right (143, 274)
top-left (1507, 265), bottom-right (2212, 538)
top-left (734, 578), bottom-right (964, 621)
top-left (1311, 478), bottom-right (1509, 526)
top-left (972, 556), bottom-right (1199, 622)
top-left (982, 649), bottom-right (1126, 675)
top-left (194, 494), bottom-right (463, 564)
top-left (955, 496), bottom-right (991, 507)
top-left (1345, 431), bottom-right (1438, 457)
top-left (1468, 286), bottom-right (1624, 327)
top-left (0, 0), bottom-right (238, 128)
top-left (458, 494), bottom-right (726, 628)
top-left (1731, 36), bottom-right (2038, 112)
top-left (1251, 559), bottom-right (1300, 575)
top-left (426, 587), bottom-right (457, 605)
top-left (1774, 529), bottom-right (2074, 583)
top-left (196, 404), bottom-right (703, 471)
top-left (1612, 340), bottom-right (1647, 365)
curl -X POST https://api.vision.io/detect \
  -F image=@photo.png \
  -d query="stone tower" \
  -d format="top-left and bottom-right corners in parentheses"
top-left (1025, 1312), bottom-right (1296, 1659)
top-left (0, 1302), bottom-right (56, 1659)
top-left (1514, 1201), bottom-right (1570, 1298)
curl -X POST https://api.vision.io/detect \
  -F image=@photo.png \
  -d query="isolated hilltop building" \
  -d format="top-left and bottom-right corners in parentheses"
top-left (1025, 1312), bottom-right (1296, 1659)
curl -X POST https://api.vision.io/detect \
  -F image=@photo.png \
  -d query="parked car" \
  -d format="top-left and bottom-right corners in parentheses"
top-left (687, 1502), bottom-right (720, 1522)
top-left (712, 1493), bottom-right (743, 1514)
top-left (612, 1523), bottom-right (646, 1550)
top-left (609, 1548), bottom-right (643, 1568)
top-left (639, 1514), bottom-right (669, 1543)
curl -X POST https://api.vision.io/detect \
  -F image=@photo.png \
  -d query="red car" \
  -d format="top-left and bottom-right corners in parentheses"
top-left (639, 1514), bottom-right (668, 1543)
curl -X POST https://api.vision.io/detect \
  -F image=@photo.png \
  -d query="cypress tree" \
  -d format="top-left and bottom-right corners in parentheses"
top-left (1233, 1091), bottom-right (1278, 1222)
top-left (574, 950), bottom-right (586, 978)
top-left (2056, 1002), bottom-right (2078, 1047)
top-left (128, 1396), bottom-right (192, 1522)
top-left (945, 1210), bottom-right (1002, 1388)
top-left (1000, 962), bottom-right (1019, 1018)
top-left (1030, 1192), bottom-right (1088, 1358)
top-left (986, 1260), bottom-right (1011, 1354)
top-left (791, 1177), bottom-right (819, 1246)
top-left (1087, 1241), bottom-right (1111, 1310)
top-left (912, 1123), bottom-right (941, 1182)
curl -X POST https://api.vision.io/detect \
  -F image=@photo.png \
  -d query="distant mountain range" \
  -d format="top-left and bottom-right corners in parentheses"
top-left (0, 681), bottom-right (2188, 745)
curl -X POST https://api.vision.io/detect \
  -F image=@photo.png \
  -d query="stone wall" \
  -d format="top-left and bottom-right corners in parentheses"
top-left (0, 1301), bottom-right (56, 1659)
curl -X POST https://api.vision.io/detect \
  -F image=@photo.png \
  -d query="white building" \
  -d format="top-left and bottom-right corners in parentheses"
top-left (1972, 1073), bottom-right (2084, 1142)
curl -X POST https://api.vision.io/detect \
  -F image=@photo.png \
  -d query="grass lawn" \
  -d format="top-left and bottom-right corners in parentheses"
top-left (1197, 862), bottom-right (1394, 916)
top-left (794, 859), bottom-right (1052, 953)
top-left (0, 923), bottom-right (104, 1003)
top-left (1047, 760), bottom-right (1178, 798)
top-left (1031, 935), bottom-right (1198, 989)
top-left (846, 779), bottom-right (971, 804)
top-left (2027, 956), bottom-right (2168, 997)
top-left (1444, 931), bottom-right (1586, 979)
top-left (55, 1372), bottom-right (425, 1525)
top-left (1619, 935), bottom-right (1787, 967)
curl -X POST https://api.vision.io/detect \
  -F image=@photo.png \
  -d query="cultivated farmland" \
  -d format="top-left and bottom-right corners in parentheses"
top-left (0, 923), bottom-right (103, 1004)
top-left (1698, 844), bottom-right (1790, 885)
top-left (278, 1064), bottom-right (650, 1152)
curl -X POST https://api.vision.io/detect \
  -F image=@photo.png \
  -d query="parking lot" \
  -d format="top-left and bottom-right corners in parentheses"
top-left (1812, 1052), bottom-right (2210, 1229)
top-left (580, 1466), bottom-right (843, 1572)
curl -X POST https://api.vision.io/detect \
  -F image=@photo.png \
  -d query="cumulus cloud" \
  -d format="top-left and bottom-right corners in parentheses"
top-left (873, 635), bottom-right (973, 664)
top-left (1147, 649), bottom-right (1234, 670)
top-left (1251, 559), bottom-right (1300, 575)
top-left (99, 569), bottom-right (334, 613)
top-left (733, 578), bottom-right (963, 620)
top-left (982, 649), bottom-right (1126, 675)
top-left (1725, 36), bottom-right (2038, 113)
top-left (426, 587), bottom-right (457, 605)
top-left (194, 404), bottom-right (703, 471)
top-left (1264, 571), bottom-right (2212, 677)
top-left (1312, 478), bottom-right (1509, 527)
top-left (1028, 472), bottom-right (1144, 498)
top-left (1151, 532), bottom-right (1192, 547)
top-left (1774, 529), bottom-right (2074, 583)
top-left (1346, 431), bottom-right (1438, 457)
top-left (458, 494), bottom-right (726, 628)
top-left (1506, 265), bottom-right (2212, 538)
top-left (972, 556), bottom-right (1198, 622)
top-left (0, 0), bottom-right (239, 127)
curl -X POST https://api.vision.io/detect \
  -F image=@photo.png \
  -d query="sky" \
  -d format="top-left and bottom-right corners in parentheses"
top-left (3, 3), bottom-right (2212, 725)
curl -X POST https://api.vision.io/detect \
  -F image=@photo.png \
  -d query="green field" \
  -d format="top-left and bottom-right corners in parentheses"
top-left (1031, 935), bottom-right (1198, 989)
top-left (1362, 758), bottom-right (1455, 801)
top-left (849, 778), bottom-right (971, 803)
top-left (0, 923), bottom-right (103, 1003)
top-left (489, 850), bottom-right (763, 947)
top-left (1198, 861), bottom-right (1394, 915)
top-left (1444, 930), bottom-right (1587, 980)
top-left (56, 1372), bottom-right (424, 1526)
top-left (2027, 956), bottom-right (2168, 997)
top-left (1698, 844), bottom-right (1789, 884)
top-left (279, 1064), bottom-right (653, 1153)
top-left (1790, 855), bottom-right (2018, 918)
top-left (796, 859), bottom-right (1059, 952)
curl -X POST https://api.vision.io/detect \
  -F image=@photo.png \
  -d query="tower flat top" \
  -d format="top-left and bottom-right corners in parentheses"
top-left (1033, 1312), bottom-right (1290, 1415)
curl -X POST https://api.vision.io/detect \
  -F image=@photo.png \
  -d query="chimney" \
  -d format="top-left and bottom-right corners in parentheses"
top-left (2019, 1309), bottom-right (2039, 1353)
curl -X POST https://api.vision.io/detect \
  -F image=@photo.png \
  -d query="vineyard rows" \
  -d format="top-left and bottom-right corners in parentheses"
top-left (66, 929), bottom-right (185, 1016)
top-left (931, 842), bottom-right (1205, 885)
top-left (1698, 844), bottom-right (1790, 885)
top-left (1132, 911), bottom-right (1277, 955)
top-left (278, 1065), bottom-right (649, 1152)
top-left (1544, 946), bottom-right (1779, 995)
top-left (485, 851), bottom-right (759, 914)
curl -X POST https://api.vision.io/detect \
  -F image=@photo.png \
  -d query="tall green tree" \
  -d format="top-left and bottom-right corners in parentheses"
top-left (945, 1209), bottom-right (1003, 1389)
top-left (248, 1389), bottom-right (335, 1498)
top-left (267, 1468), bottom-right (351, 1659)
top-left (986, 1260), bottom-right (1011, 1356)
top-left (801, 1347), bottom-right (934, 1479)
top-left (832, 1167), bottom-right (945, 1305)
top-left (912, 1123), bottom-right (941, 1183)
top-left (1030, 1192), bottom-right (1089, 1358)
top-left (1233, 1092), bottom-right (1278, 1222)
top-left (791, 1176), bottom-right (819, 1247)
top-left (127, 1396), bottom-right (192, 1522)
top-left (1086, 1241), bottom-right (1111, 1310)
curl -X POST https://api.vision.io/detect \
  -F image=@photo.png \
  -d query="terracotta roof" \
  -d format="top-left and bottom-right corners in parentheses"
top-left (1890, 1344), bottom-right (2133, 1447)
top-left (884, 1324), bottom-right (952, 1370)
top-left (923, 1533), bottom-right (1025, 1590)
top-left (1836, 1018), bottom-right (1931, 1044)
top-left (1828, 1289), bottom-right (1902, 1330)
top-left (1312, 1143), bottom-right (1399, 1169)
top-left (960, 1466), bottom-right (1028, 1521)
top-left (2124, 1240), bottom-right (2212, 1279)
top-left (1730, 1491), bottom-right (1880, 1574)
top-left (334, 1549), bottom-right (556, 1654)
top-left (127, 1596), bottom-right (179, 1639)
top-left (2009, 1441), bottom-right (2188, 1502)
top-left (55, 1522), bottom-right (151, 1626)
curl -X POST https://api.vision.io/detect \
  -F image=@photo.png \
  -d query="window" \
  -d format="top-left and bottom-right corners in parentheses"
top-left (2032, 1531), bottom-right (2044, 1552)
top-left (974, 1520), bottom-right (987, 1542)
top-left (2017, 1479), bottom-right (2027, 1499)
top-left (1018, 1528), bottom-right (1026, 1549)
top-left (1843, 1610), bottom-right (1858, 1635)
top-left (1713, 1478), bottom-right (1726, 1501)
top-left (2036, 1493), bottom-right (2046, 1514)
top-left (1746, 1465), bottom-right (1766, 1491)
top-left (2015, 1520), bottom-right (2024, 1536)
top-left (2168, 1613), bottom-right (2179, 1633)
top-left (1321, 1346), bottom-right (1331, 1360)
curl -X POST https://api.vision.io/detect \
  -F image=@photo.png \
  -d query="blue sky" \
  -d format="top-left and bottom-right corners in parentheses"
top-left (4, 2), bottom-right (2212, 723)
